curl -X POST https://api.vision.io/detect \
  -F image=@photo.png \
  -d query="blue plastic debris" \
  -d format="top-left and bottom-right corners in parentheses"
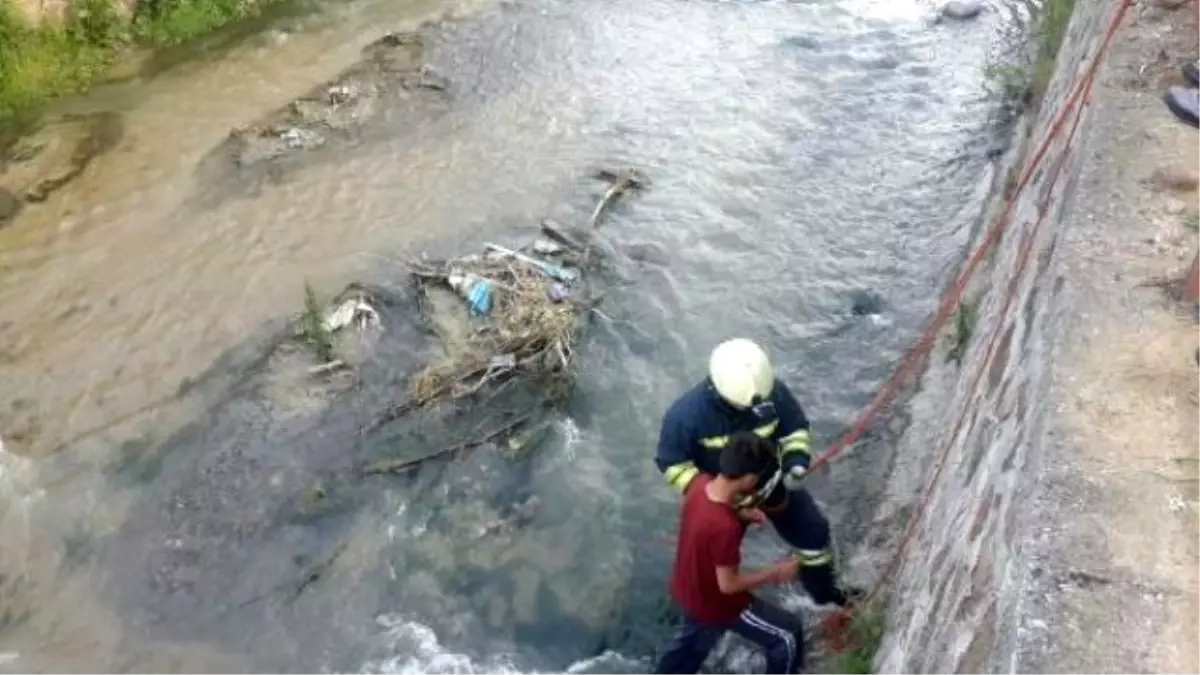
top-left (449, 272), bottom-right (495, 316)
top-left (466, 279), bottom-right (494, 316)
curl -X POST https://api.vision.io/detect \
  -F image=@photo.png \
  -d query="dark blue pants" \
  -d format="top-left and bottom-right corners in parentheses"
top-left (654, 598), bottom-right (804, 674)
top-left (762, 487), bottom-right (846, 606)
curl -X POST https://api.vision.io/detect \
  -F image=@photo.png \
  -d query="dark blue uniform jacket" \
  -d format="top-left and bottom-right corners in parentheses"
top-left (654, 378), bottom-right (813, 493)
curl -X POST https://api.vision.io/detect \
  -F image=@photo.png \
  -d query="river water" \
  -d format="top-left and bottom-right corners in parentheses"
top-left (0, 0), bottom-right (1031, 671)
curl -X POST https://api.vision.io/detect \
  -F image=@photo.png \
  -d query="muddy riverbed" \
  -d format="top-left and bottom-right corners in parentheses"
top-left (0, 0), bottom-right (1033, 670)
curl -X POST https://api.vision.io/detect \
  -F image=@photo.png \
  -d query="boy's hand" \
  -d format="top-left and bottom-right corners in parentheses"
top-left (769, 559), bottom-right (800, 584)
top-left (736, 507), bottom-right (767, 525)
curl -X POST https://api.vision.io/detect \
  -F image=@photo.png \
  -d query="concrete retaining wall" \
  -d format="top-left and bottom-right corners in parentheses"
top-left (867, 0), bottom-right (1121, 671)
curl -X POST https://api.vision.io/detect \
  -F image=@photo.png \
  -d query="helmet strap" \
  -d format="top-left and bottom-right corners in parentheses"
top-left (707, 378), bottom-right (747, 413)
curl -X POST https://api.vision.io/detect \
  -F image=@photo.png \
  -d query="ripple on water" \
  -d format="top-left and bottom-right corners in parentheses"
top-left (365, 614), bottom-right (657, 674)
top-left (0, 0), bottom-right (1022, 667)
top-left (348, 0), bottom-right (1011, 666)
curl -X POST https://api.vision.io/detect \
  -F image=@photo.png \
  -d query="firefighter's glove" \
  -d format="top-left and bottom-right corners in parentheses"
top-left (783, 465), bottom-right (808, 491)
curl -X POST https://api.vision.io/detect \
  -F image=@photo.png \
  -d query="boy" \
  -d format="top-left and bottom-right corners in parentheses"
top-left (655, 432), bottom-right (805, 674)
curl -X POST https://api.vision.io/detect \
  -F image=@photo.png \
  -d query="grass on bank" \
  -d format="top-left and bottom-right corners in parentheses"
top-left (1031, 0), bottom-right (1076, 100)
top-left (984, 0), bottom-right (1077, 110)
top-left (0, 0), bottom-right (268, 135)
top-left (0, 0), bottom-right (119, 130)
top-left (129, 0), bottom-right (264, 47)
top-left (946, 294), bottom-right (979, 366)
top-left (826, 605), bottom-right (887, 674)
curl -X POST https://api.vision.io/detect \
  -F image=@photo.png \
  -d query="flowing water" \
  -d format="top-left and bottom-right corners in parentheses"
top-left (0, 0), bottom-right (1032, 671)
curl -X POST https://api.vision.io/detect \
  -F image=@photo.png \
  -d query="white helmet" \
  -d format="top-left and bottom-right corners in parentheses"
top-left (708, 338), bottom-right (774, 409)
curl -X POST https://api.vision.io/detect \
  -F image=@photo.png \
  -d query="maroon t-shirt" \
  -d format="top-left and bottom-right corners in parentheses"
top-left (668, 475), bottom-right (752, 624)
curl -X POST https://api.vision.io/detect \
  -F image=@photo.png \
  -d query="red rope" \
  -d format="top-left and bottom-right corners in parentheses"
top-left (654, 0), bottom-right (1135, 646)
top-left (807, 0), bottom-right (1136, 615)
top-left (807, 0), bottom-right (1133, 480)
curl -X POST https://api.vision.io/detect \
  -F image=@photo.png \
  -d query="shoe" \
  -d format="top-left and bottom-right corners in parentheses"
top-left (1164, 86), bottom-right (1200, 128)
top-left (841, 585), bottom-right (868, 605)
top-left (1184, 61), bottom-right (1199, 87)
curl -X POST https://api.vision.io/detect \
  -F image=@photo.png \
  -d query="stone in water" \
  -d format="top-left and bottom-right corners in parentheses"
top-left (941, 0), bottom-right (984, 20)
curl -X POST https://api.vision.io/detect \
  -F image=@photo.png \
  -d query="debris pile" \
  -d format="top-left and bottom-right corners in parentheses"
top-left (407, 238), bottom-right (587, 405)
top-left (293, 282), bottom-right (386, 379)
top-left (225, 31), bottom-right (451, 168)
top-left (282, 168), bottom-right (646, 446)
top-left (401, 169), bottom-right (646, 411)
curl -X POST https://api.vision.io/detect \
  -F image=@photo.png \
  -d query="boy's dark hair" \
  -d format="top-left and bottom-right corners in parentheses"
top-left (718, 432), bottom-right (772, 479)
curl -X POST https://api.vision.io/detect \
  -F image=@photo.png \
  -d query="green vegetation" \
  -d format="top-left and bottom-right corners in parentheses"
top-left (983, 0), bottom-right (1076, 111)
top-left (0, 0), bottom-right (120, 131)
top-left (826, 605), bottom-right (887, 674)
top-left (946, 295), bottom-right (979, 366)
top-left (298, 480), bottom-right (329, 515)
top-left (1182, 211), bottom-right (1199, 234)
top-left (984, 63), bottom-right (1034, 110)
top-left (298, 281), bottom-right (335, 363)
top-left (0, 0), bottom-right (270, 133)
top-left (130, 0), bottom-right (261, 47)
top-left (1031, 0), bottom-right (1076, 100)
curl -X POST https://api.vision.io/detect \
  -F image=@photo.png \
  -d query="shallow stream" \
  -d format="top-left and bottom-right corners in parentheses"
top-left (0, 0), bottom-right (1032, 670)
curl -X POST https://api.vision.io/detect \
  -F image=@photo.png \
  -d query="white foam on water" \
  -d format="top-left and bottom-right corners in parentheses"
top-left (839, 0), bottom-right (926, 22)
top-left (0, 440), bottom-right (46, 602)
top-left (0, 437), bottom-right (45, 526)
top-left (557, 417), bottom-right (584, 462)
top-left (362, 615), bottom-right (646, 675)
top-left (360, 601), bottom-right (835, 675)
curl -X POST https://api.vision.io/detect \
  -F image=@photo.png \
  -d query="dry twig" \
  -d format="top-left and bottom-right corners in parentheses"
top-left (362, 413), bottom-right (534, 475)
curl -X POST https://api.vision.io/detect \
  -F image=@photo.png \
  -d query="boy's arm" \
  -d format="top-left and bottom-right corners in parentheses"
top-left (715, 564), bottom-right (789, 595)
top-left (710, 525), bottom-right (797, 594)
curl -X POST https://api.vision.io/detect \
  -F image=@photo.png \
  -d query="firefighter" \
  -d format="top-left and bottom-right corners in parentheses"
top-left (654, 338), bottom-right (851, 607)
